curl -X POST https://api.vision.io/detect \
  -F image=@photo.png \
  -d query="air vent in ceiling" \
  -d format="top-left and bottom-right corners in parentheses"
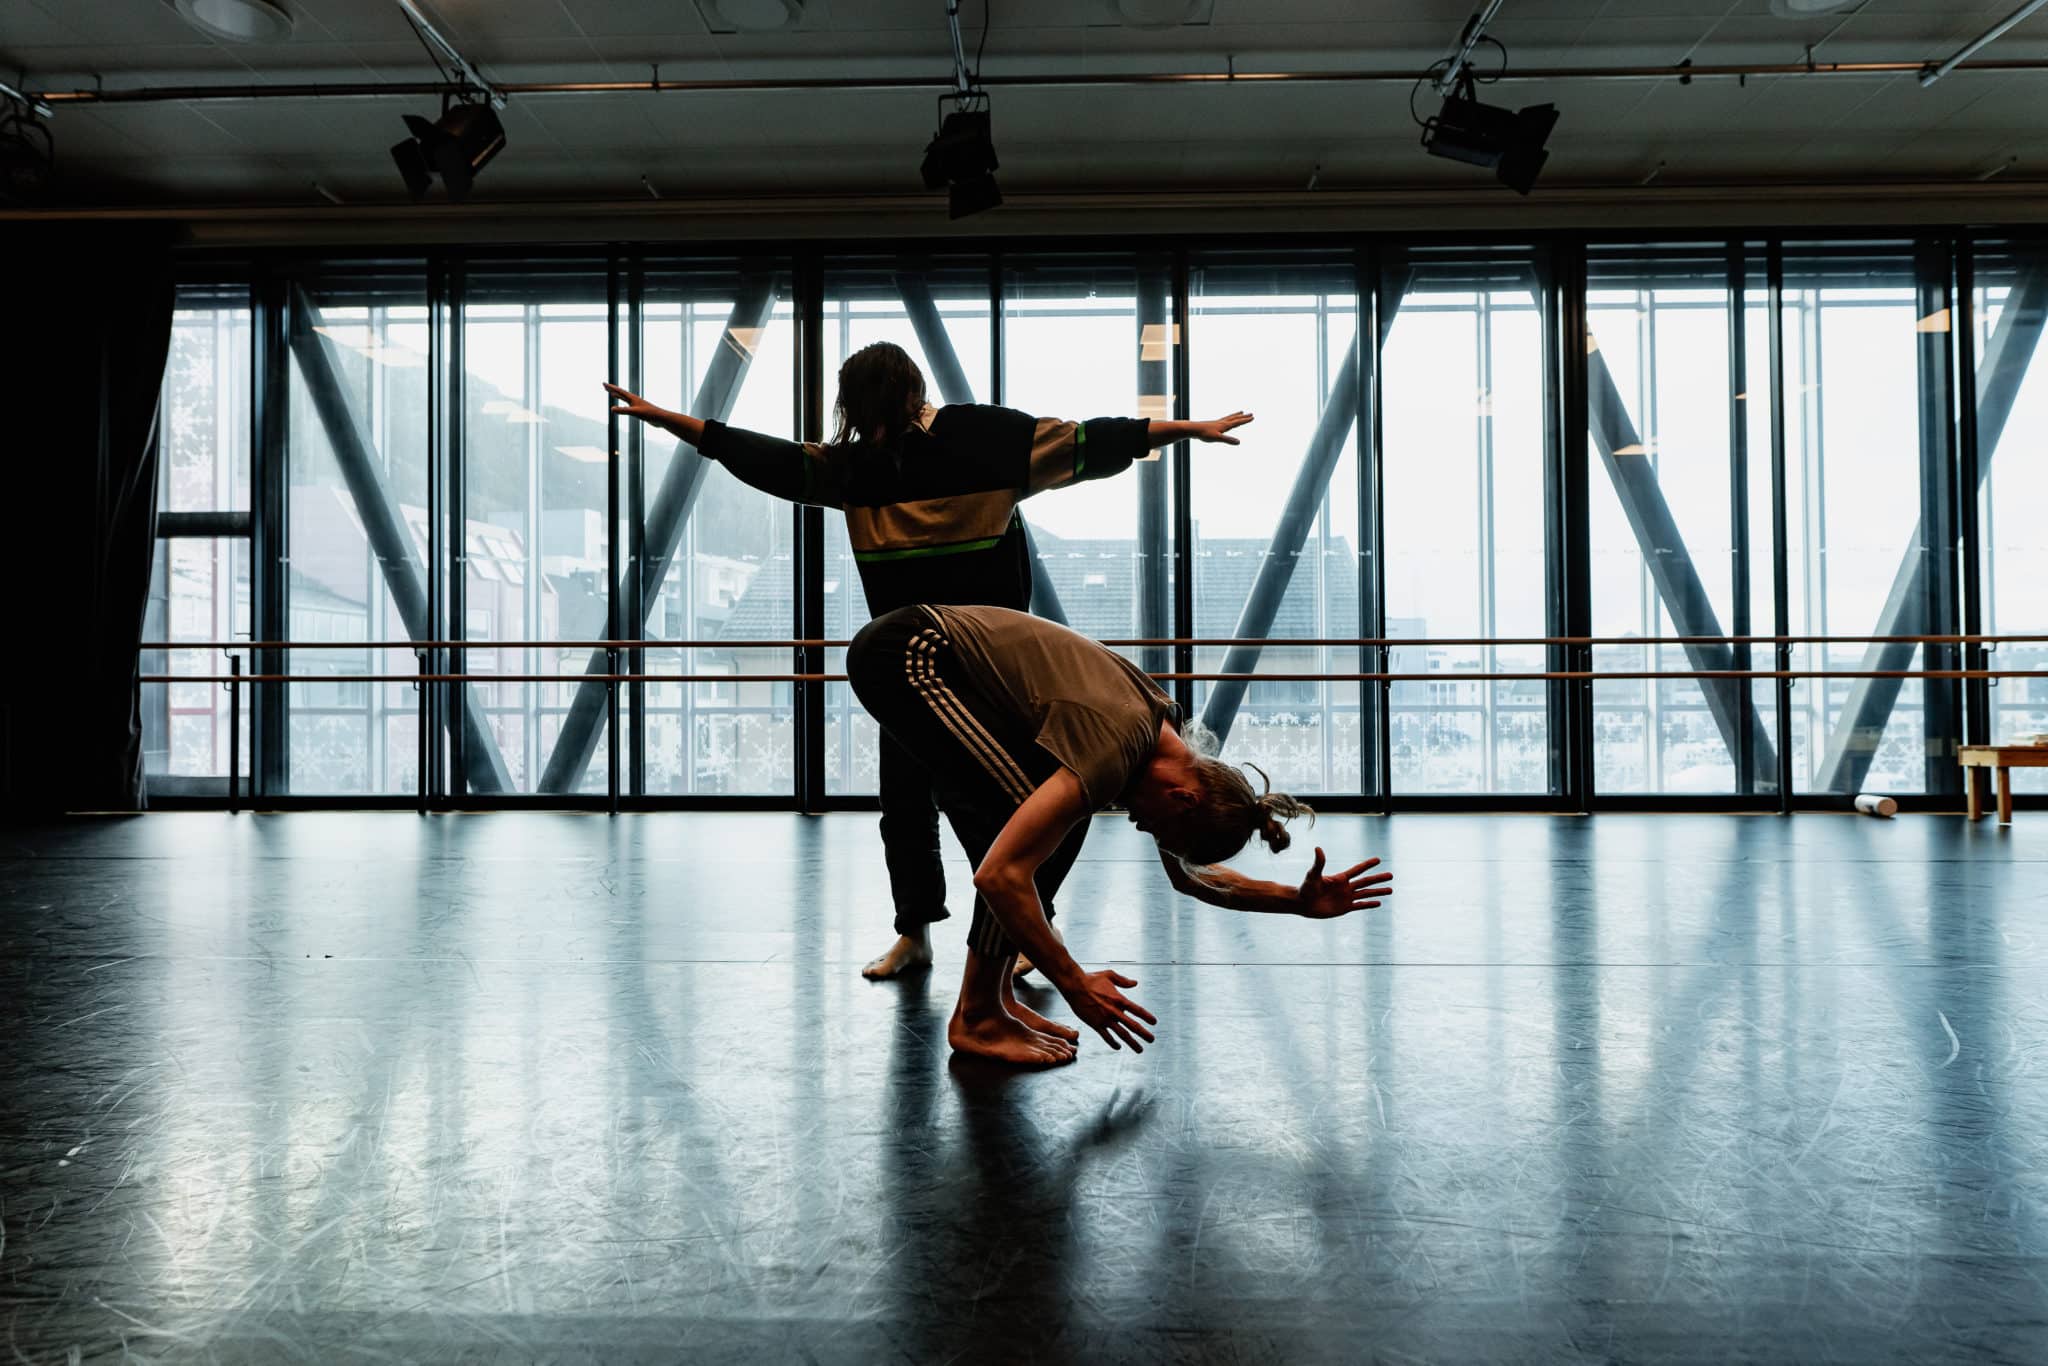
top-left (170, 0), bottom-right (294, 43)
top-left (694, 0), bottom-right (806, 34)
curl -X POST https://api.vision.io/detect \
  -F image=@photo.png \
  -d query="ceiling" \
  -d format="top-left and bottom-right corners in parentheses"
top-left (5, 0), bottom-right (2048, 210)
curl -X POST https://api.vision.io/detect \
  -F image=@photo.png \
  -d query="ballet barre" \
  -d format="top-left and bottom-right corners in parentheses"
top-left (138, 635), bottom-right (2047, 816)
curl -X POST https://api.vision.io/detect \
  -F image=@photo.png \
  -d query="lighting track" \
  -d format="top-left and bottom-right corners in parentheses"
top-left (26, 57), bottom-right (2048, 108)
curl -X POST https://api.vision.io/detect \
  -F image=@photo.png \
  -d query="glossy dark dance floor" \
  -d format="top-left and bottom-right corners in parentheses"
top-left (4, 812), bottom-right (2047, 1363)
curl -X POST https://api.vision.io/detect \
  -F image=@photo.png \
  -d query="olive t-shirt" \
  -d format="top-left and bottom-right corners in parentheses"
top-left (920, 604), bottom-right (1179, 808)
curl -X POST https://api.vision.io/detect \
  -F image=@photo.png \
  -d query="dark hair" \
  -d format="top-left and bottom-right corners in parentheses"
top-left (1174, 754), bottom-right (1314, 867)
top-left (831, 341), bottom-right (928, 447)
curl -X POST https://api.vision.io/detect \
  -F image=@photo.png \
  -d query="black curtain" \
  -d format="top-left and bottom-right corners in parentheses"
top-left (2, 225), bottom-right (176, 815)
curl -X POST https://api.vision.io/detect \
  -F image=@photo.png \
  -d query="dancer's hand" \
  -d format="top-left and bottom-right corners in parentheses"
top-left (603, 381), bottom-right (662, 423)
top-left (1063, 968), bottom-right (1157, 1052)
top-left (604, 382), bottom-right (704, 446)
top-left (1295, 849), bottom-right (1391, 920)
top-left (1191, 411), bottom-right (1253, 445)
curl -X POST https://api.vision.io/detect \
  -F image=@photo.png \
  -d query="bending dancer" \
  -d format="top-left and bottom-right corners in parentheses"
top-left (847, 603), bottom-right (1393, 1066)
top-left (605, 343), bottom-right (1252, 981)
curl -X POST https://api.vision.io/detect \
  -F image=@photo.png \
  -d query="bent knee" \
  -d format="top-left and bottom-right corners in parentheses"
top-left (847, 611), bottom-right (901, 684)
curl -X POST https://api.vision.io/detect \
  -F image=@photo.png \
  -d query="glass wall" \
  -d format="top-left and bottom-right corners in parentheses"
top-left (637, 259), bottom-right (799, 796)
top-left (1002, 253), bottom-right (1177, 669)
top-left (1383, 248), bottom-right (1552, 795)
top-left (1780, 245), bottom-right (1961, 797)
top-left (457, 262), bottom-right (616, 796)
top-left (1974, 242), bottom-right (2048, 791)
top-left (821, 256), bottom-right (992, 797)
top-left (1188, 250), bottom-right (1362, 795)
top-left (144, 537), bottom-right (252, 781)
top-left (144, 286), bottom-right (252, 785)
top-left (1585, 246), bottom-right (1776, 796)
top-left (143, 235), bottom-right (2047, 809)
top-left (286, 266), bottom-right (433, 795)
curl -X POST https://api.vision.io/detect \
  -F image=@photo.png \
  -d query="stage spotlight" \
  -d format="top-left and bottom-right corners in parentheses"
top-left (1421, 78), bottom-right (1558, 196)
top-left (390, 101), bottom-right (505, 203)
top-left (920, 100), bottom-right (1001, 219)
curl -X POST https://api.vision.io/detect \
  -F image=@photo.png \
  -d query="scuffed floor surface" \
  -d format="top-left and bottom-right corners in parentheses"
top-left (4, 812), bottom-right (2047, 1363)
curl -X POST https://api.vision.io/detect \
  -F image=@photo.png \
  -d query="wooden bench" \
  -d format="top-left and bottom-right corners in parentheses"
top-left (1960, 745), bottom-right (2048, 824)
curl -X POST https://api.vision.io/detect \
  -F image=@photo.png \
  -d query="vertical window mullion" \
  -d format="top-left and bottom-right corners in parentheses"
top-left (606, 255), bottom-right (623, 814)
top-left (1552, 240), bottom-right (1593, 811)
top-left (426, 253), bottom-right (444, 805)
top-left (1955, 239), bottom-right (1988, 750)
top-left (1766, 241), bottom-right (1795, 811)
top-left (627, 255), bottom-right (647, 798)
top-left (447, 257), bottom-right (468, 802)
top-left (795, 255), bottom-right (826, 811)
top-left (1367, 244), bottom-right (1392, 809)
top-left (1171, 249), bottom-right (1194, 718)
top-left (1727, 245), bottom-right (1756, 797)
top-left (253, 270), bottom-right (290, 798)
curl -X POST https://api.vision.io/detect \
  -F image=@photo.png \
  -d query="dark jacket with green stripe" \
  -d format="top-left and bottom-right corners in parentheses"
top-left (696, 403), bottom-right (1151, 616)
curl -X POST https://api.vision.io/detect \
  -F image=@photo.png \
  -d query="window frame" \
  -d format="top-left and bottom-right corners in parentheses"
top-left (141, 229), bottom-right (2047, 815)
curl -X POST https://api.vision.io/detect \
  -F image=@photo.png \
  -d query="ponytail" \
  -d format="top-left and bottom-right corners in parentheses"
top-left (1174, 753), bottom-right (1315, 866)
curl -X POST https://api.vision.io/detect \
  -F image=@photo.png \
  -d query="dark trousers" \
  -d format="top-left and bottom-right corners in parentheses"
top-left (878, 729), bottom-right (948, 936)
top-left (850, 606), bottom-right (1088, 959)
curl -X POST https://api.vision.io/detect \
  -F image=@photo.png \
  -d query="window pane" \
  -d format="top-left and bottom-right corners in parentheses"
top-left (1975, 242), bottom-right (2048, 791)
top-left (464, 262), bottom-right (616, 796)
top-left (1188, 250), bottom-right (1360, 797)
top-left (288, 266), bottom-right (431, 795)
top-left (1782, 245), bottom-right (1960, 796)
top-left (1001, 253), bottom-right (1175, 674)
top-left (162, 285), bottom-right (252, 514)
top-left (637, 260), bottom-right (798, 796)
top-left (142, 537), bottom-right (250, 781)
top-left (1585, 246), bottom-right (1776, 796)
top-left (822, 256), bottom-right (992, 797)
top-left (1385, 248), bottom-right (1553, 794)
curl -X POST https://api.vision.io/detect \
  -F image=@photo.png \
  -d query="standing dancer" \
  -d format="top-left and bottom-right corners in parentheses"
top-left (606, 342), bottom-right (1252, 981)
top-left (847, 603), bottom-right (1393, 1065)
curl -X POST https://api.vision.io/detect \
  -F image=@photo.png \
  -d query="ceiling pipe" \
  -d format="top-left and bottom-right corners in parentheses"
top-left (1920, 0), bottom-right (2048, 87)
top-left (26, 56), bottom-right (2048, 107)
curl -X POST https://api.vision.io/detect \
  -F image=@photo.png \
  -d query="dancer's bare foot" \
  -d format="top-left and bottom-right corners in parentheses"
top-left (948, 1003), bottom-right (1078, 1067)
top-left (862, 930), bottom-right (933, 980)
top-left (1005, 996), bottom-right (1080, 1045)
top-left (999, 964), bottom-right (1080, 1044)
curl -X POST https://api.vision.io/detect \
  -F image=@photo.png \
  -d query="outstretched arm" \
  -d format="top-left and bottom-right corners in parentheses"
top-left (1024, 410), bottom-right (1256, 497)
top-left (1158, 847), bottom-right (1391, 919)
top-left (604, 381), bottom-right (846, 508)
top-left (975, 768), bottom-right (1159, 1052)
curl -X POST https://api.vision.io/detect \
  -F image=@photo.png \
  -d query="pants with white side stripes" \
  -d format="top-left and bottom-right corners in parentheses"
top-left (848, 606), bottom-right (1088, 961)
